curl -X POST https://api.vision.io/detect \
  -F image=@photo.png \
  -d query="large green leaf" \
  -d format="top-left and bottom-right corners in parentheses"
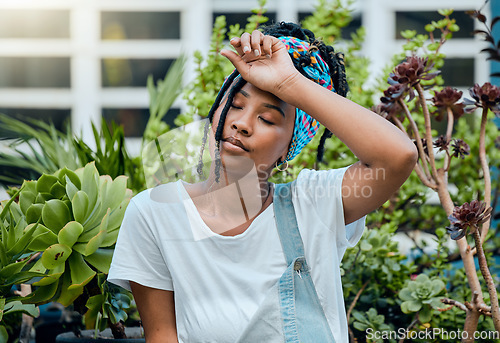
top-left (68, 252), bottom-right (96, 290)
top-left (58, 221), bottom-right (84, 247)
top-left (22, 278), bottom-right (60, 304)
top-left (57, 272), bottom-right (83, 307)
top-left (26, 203), bottom-right (43, 224)
top-left (72, 191), bottom-right (89, 224)
top-left (41, 243), bottom-right (72, 269)
top-left (3, 300), bottom-right (39, 318)
top-left (41, 200), bottom-right (71, 233)
top-left (84, 249), bottom-right (114, 274)
top-left (35, 174), bottom-right (59, 194)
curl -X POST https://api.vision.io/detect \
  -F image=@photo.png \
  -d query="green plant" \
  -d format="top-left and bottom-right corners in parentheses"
top-left (399, 274), bottom-right (447, 323)
top-left (0, 114), bottom-right (78, 186)
top-left (143, 56), bottom-right (186, 142)
top-left (0, 193), bottom-right (41, 341)
top-left (16, 162), bottom-right (132, 338)
top-left (351, 308), bottom-right (394, 343)
top-left (84, 273), bottom-right (134, 338)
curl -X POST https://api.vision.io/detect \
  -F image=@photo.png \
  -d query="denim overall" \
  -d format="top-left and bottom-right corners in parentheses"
top-left (236, 182), bottom-right (336, 343)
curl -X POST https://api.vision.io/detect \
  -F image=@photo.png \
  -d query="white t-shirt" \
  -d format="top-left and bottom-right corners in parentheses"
top-left (108, 167), bottom-right (366, 343)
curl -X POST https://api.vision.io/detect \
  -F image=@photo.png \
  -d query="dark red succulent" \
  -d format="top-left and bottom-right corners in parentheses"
top-left (464, 82), bottom-right (500, 116)
top-left (377, 83), bottom-right (407, 122)
top-left (451, 139), bottom-right (470, 159)
top-left (413, 138), bottom-right (428, 157)
top-left (433, 135), bottom-right (450, 152)
top-left (389, 56), bottom-right (440, 100)
top-left (431, 87), bottom-right (465, 121)
top-left (447, 200), bottom-right (492, 240)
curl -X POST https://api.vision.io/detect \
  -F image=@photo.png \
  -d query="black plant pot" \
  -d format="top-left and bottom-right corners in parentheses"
top-left (55, 327), bottom-right (145, 343)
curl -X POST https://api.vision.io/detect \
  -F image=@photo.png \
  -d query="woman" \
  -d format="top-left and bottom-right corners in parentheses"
top-left (108, 22), bottom-right (417, 342)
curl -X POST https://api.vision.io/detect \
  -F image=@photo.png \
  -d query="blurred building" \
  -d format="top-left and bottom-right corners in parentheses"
top-left (0, 0), bottom-right (488, 145)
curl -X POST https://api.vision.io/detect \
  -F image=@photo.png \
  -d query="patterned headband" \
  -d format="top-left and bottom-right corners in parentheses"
top-left (215, 35), bottom-right (336, 164)
top-left (278, 36), bottom-right (335, 163)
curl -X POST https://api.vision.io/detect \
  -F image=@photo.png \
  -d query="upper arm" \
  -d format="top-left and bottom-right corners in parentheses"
top-left (341, 155), bottom-right (416, 224)
top-left (130, 282), bottom-right (178, 343)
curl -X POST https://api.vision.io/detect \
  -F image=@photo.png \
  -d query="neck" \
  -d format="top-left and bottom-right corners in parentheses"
top-left (191, 161), bottom-right (273, 220)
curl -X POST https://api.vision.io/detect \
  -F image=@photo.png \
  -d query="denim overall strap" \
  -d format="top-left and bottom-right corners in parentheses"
top-left (273, 182), bottom-right (336, 343)
top-left (273, 182), bottom-right (305, 265)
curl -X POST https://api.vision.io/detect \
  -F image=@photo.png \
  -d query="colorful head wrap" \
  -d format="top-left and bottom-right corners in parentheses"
top-left (208, 28), bottom-right (343, 169)
top-left (278, 36), bottom-right (336, 163)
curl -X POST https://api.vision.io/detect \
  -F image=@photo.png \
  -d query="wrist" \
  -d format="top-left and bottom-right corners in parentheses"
top-left (275, 71), bottom-right (306, 104)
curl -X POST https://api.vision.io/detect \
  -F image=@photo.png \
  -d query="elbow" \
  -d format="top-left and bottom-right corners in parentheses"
top-left (396, 143), bottom-right (418, 175)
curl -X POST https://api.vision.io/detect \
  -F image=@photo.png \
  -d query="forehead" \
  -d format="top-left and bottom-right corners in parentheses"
top-left (238, 83), bottom-right (296, 118)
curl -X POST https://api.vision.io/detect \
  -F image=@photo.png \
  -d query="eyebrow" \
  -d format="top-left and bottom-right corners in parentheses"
top-left (239, 90), bottom-right (285, 117)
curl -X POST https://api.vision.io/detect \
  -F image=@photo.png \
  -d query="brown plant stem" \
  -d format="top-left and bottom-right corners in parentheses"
top-left (435, 169), bottom-right (483, 342)
top-left (398, 99), bottom-right (433, 183)
top-left (443, 107), bottom-right (454, 171)
top-left (415, 83), bottom-right (439, 182)
top-left (445, 107), bottom-right (454, 142)
top-left (109, 320), bottom-right (127, 339)
top-left (346, 278), bottom-right (370, 323)
top-left (442, 297), bottom-right (467, 312)
top-left (472, 230), bottom-right (500, 332)
top-left (478, 107), bottom-right (492, 245)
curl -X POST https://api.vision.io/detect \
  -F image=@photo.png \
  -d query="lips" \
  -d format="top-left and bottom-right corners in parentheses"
top-left (223, 137), bottom-right (249, 151)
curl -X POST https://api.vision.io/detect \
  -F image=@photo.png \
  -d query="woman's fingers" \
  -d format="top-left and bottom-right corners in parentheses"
top-left (240, 32), bottom-right (252, 54)
top-left (262, 35), bottom-right (273, 58)
top-left (251, 30), bottom-right (264, 56)
top-left (232, 30), bottom-right (267, 58)
top-left (229, 37), bottom-right (244, 56)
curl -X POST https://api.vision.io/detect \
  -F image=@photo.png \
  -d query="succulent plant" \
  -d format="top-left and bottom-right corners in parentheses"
top-left (351, 308), bottom-right (393, 343)
top-left (399, 274), bottom-right (446, 323)
top-left (450, 139), bottom-right (470, 159)
top-left (464, 82), bottom-right (500, 115)
top-left (447, 200), bottom-right (492, 240)
top-left (0, 193), bottom-right (42, 341)
top-left (19, 162), bottom-right (131, 307)
top-left (84, 273), bottom-right (133, 338)
top-left (389, 56), bottom-right (439, 100)
top-left (433, 135), bottom-right (450, 152)
top-left (431, 87), bottom-right (465, 121)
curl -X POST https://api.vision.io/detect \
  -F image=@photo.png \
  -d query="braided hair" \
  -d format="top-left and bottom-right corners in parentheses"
top-left (197, 22), bottom-right (348, 181)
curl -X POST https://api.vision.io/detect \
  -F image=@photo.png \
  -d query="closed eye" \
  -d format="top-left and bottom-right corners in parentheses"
top-left (259, 116), bottom-right (274, 125)
top-left (230, 104), bottom-right (243, 110)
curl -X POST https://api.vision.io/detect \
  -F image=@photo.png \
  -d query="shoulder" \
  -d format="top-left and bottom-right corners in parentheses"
top-left (293, 166), bottom-right (350, 195)
top-left (129, 181), bottom-right (183, 214)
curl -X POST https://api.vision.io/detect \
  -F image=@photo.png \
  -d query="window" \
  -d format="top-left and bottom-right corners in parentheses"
top-left (298, 12), bottom-right (362, 40)
top-left (102, 108), bottom-right (180, 137)
top-left (441, 58), bottom-right (474, 87)
top-left (212, 12), bottom-right (277, 39)
top-left (0, 10), bottom-right (69, 38)
top-left (0, 108), bottom-right (71, 137)
top-left (395, 11), bottom-right (474, 39)
top-left (0, 57), bottom-right (71, 88)
top-left (101, 59), bottom-right (174, 87)
top-left (101, 12), bottom-right (181, 40)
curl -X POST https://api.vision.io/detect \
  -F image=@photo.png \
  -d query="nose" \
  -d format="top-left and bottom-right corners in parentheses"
top-left (230, 111), bottom-right (253, 136)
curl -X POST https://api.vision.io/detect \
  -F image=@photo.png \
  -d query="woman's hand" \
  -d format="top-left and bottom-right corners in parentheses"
top-left (220, 30), bottom-right (301, 96)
